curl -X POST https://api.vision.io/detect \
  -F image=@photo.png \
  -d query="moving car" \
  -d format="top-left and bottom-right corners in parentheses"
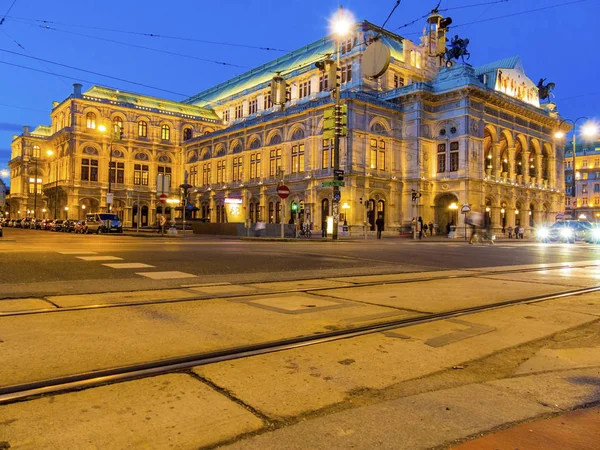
top-left (537, 220), bottom-right (592, 243)
top-left (85, 213), bottom-right (122, 234)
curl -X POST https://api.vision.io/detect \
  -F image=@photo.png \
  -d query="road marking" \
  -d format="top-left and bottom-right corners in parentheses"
top-left (102, 263), bottom-right (155, 269)
top-left (136, 271), bottom-right (198, 280)
top-left (58, 251), bottom-right (98, 255)
top-left (77, 256), bottom-right (124, 261)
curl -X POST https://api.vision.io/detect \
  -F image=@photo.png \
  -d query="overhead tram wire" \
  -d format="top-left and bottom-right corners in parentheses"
top-left (0, 47), bottom-right (193, 97)
top-left (0, 0), bottom-right (17, 25)
top-left (8, 19), bottom-right (250, 69)
top-left (0, 59), bottom-right (195, 98)
top-left (4, 16), bottom-right (290, 53)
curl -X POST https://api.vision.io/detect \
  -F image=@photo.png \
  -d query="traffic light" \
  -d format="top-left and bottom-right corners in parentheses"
top-left (412, 191), bottom-right (417, 202)
top-left (300, 200), bottom-right (304, 211)
top-left (336, 104), bottom-right (347, 137)
top-left (322, 104), bottom-right (348, 139)
top-left (323, 107), bottom-right (336, 140)
top-left (291, 202), bottom-right (298, 212)
top-left (314, 58), bottom-right (336, 91)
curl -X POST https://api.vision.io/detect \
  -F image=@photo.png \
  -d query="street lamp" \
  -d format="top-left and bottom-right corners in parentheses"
top-left (329, 6), bottom-right (354, 241)
top-left (46, 150), bottom-right (58, 219)
top-left (555, 117), bottom-right (598, 217)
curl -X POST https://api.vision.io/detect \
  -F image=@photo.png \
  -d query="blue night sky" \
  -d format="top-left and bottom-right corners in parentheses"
top-left (0, 0), bottom-right (597, 184)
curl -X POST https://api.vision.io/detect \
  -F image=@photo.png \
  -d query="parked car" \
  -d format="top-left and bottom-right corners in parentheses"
top-left (13, 219), bottom-right (23, 228)
top-left (537, 220), bottom-right (593, 243)
top-left (0, 223), bottom-right (3, 237)
top-left (40, 219), bottom-right (52, 230)
top-left (61, 220), bottom-right (77, 232)
top-left (50, 220), bottom-right (64, 231)
top-left (21, 218), bottom-right (32, 228)
top-left (30, 218), bottom-right (43, 229)
top-left (85, 213), bottom-right (123, 234)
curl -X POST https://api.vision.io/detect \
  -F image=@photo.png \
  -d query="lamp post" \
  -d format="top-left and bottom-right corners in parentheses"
top-left (330, 6), bottom-right (353, 241)
top-left (46, 150), bottom-right (58, 219)
top-left (555, 118), bottom-right (598, 217)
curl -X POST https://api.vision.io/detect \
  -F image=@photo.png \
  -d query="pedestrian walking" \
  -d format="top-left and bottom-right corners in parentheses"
top-left (518, 226), bottom-right (524, 239)
top-left (429, 221), bottom-right (434, 236)
top-left (417, 216), bottom-right (424, 239)
top-left (422, 222), bottom-right (428, 238)
top-left (375, 215), bottom-right (384, 239)
top-left (507, 226), bottom-right (513, 239)
top-left (158, 214), bottom-right (167, 234)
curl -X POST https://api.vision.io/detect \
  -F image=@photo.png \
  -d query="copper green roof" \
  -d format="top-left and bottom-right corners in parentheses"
top-left (83, 86), bottom-right (220, 121)
top-left (184, 21), bottom-right (405, 107)
top-left (31, 125), bottom-right (52, 137)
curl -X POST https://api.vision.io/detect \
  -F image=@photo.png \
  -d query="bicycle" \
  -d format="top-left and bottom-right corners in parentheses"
top-left (299, 223), bottom-right (312, 238)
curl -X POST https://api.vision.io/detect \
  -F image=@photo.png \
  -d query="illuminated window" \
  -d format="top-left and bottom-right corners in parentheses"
top-left (583, 160), bottom-right (588, 168)
top-left (216, 160), bottom-right (225, 183)
top-left (138, 121), bottom-right (147, 137)
top-left (370, 139), bottom-right (386, 170)
top-left (269, 149), bottom-right (282, 177)
top-left (322, 139), bottom-right (333, 169)
top-left (232, 156), bottom-right (243, 182)
top-left (86, 112), bottom-right (96, 129)
top-left (319, 74), bottom-right (329, 92)
top-left (234, 104), bottom-right (243, 119)
top-left (250, 153), bottom-right (261, 179)
top-left (109, 161), bottom-right (125, 184)
top-left (113, 117), bottom-right (123, 135)
top-left (161, 125), bottom-right (170, 141)
top-left (340, 64), bottom-right (352, 84)
top-left (393, 74), bottom-right (405, 88)
top-left (32, 145), bottom-right (41, 158)
top-left (134, 164), bottom-right (149, 186)
top-left (189, 165), bottom-right (198, 186)
top-left (291, 144), bottom-right (305, 173)
top-left (202, 163), bottom-right (211, 186)
top-left (263, 91), bottom-right (272, 110)
top-left (158, 166), bottom-right (172, 187)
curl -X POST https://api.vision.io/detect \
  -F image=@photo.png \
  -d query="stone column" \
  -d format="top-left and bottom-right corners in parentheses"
top-left (536, 153), bottom-right (543, 185)
top-left (523, 151), bottom-right (530, 184)
top-left (493, 143), bottom-right (501, 179)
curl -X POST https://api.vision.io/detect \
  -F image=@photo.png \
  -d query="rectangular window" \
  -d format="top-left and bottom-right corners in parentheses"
top-left (234, 104), bottom-right (243, 119)
top-left (109, 161), bottom-right (125, 184)
top-left (584, 172), bottom-right (589, 180)
top-left (138, 121), bottom-right (147, 137)
top-left (223, 109), bottom-right (230, 122)
top-left (322, 139), bottom-right (333, 169)
top-left (298, 81), bottom-right (311, 99)
top-left (232, 156), bottom-right (243, 182)
top-left (340, 37), bottom-right (355, 54)
top-left (270, 149), bottom-right (282, 177)
top-left (28, 181), bottom-right (42, 194)
top-left (393, 74), bottom-right (405, 88)
top-left (248, 98), bottom-right (258, 115)
top-left (190, 166), bottom-right (198, 186)
top-left (449, 142), bottom-right (459, 172)
top-left (437, 143), bottom-right (446, 173)
top-left (583, 196), bottom-right (588, 205)
top-left (583, 185), bottom-right (588, 193)
top-left (250, 153), bottom-right (261, 179)
top-left (264, 91), bottom-right (272, 110)
top-left (291, 144), bottom-right (305, 173)
top-left (594, 184), bottom-right (600, 193)
top-left (216, 160), bottom-right (225, 183)
top-left (202, 163), bottom-right (211, 186)
top-left (319, 74), bottom-right (329, 92)
top-left (81, 158), bottom-right (98, 181)
top-left (583, 160), bottom-right (588, 168)
top-left (341, 64), bottom-right (352, 84)
top-left (158, 166), bottom-right (172, 187)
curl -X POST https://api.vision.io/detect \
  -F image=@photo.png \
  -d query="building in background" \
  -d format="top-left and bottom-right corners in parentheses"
top-left (7, 16), bottom-right (566, 235)
top-left (564, 140), bottom-right (600, 221)
top-left (0, 178), bottom-right (7, 217)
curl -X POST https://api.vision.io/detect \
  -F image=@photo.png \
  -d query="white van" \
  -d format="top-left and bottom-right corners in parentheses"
top-left (85, 213), bottom-right (123, 234)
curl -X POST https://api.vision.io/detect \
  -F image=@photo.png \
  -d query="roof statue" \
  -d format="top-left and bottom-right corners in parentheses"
top-left (444, 35), bottom-right (470, 67)
top-left (537, 78), bottom-right (556, 102)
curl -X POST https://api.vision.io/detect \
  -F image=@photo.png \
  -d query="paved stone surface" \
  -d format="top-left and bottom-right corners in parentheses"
top-left (318, 278), bottom-right (567, 313)
top-left (222, 384), bottom-right (551, 450)
top-left (488, 367), bottom-right (600, 411)
top-left (326, 270), bottom-right (472, 284)
top-left (188, 284), bottom-right (261, 295)
top-left (136, 271), bottom-right (198, 279)
top-left (452, 406), bottom-right (600, 450)
top-left (0, 298), bottom-right (53, 313)
top-left (483, 267), bottom-right (600, 288)
top-left (249, 279), bottom-right (353, 291)
top-left (535, 292), bottom-right (600, 317)
top-left (0, 374), bottom-right (263, 450)
top-left (47, 289), bottom-right (200, 307)
top-left (0, 293), bottom-right (398, 386)
top-left (514, 347), bottom-right (600, 375)
top-left (195, 304), bottom-right (594, 418)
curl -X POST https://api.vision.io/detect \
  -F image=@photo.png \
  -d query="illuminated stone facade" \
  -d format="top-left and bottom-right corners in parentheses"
top-left (564, 142), bottom-right (600, 221)
top-left (8, 20), bottom-right (566, 235)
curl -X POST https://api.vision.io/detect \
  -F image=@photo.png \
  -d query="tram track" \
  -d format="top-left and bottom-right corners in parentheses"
top-left (0, 262), bottom-right (594, 318)
top-left (2, 282), bottom-right (599, 405)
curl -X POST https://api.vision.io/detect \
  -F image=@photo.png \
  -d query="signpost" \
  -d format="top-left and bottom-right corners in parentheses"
top-left (159, 194), bottom-right (168, 204)
top-left (277, 185), bottom-right (289, 238)
top-left (461, 204), bottom-right (471, 241)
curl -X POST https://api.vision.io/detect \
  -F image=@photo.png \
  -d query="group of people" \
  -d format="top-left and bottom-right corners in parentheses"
top-left (506, 225), bottom-right (525, 239)
top-left (410, 217), bottom-right (434, 239)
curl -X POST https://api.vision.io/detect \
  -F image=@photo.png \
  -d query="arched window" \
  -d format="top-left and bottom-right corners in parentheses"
top-left (529, 146), bottom-right (537, 178)
top-left (183, 128), bottom-right (192, 141)
top-left (86, 112), bottom-right (96, 129)
top-left (161, 125), bottom-right (170, 141)
top-left (138, 121), bottom-right (147, 137)
top-left (484, 129), bottom-right (493, 173)
top-left (515, 140), bottom-right (523, 176)
top-left (32, 145), bottom-right (41, 158)
top-left (113, 117), bottom-right (123, 136)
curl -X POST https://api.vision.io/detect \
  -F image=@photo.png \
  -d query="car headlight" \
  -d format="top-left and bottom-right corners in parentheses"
top-left (560, 228), bottom-right (573, 238)
top-left (592, 229), bottom-right (600, 239)
top-left (538, 228), bottom-right (550, 239)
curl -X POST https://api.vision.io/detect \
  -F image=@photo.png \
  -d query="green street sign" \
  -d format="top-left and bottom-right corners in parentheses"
top-left (332, 180), bottom-right (345, 187)
top-left (321, 181), bottom-right (333, 187)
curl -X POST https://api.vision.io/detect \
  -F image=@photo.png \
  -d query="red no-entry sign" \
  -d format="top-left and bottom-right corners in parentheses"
top-left (277, 185), bottom-right (290, 199)
top-left (159, 193), bottom-right (168, 204)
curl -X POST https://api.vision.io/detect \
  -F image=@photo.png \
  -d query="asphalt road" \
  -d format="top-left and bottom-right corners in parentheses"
top-left (2, 227), bottom-right (600, 297)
